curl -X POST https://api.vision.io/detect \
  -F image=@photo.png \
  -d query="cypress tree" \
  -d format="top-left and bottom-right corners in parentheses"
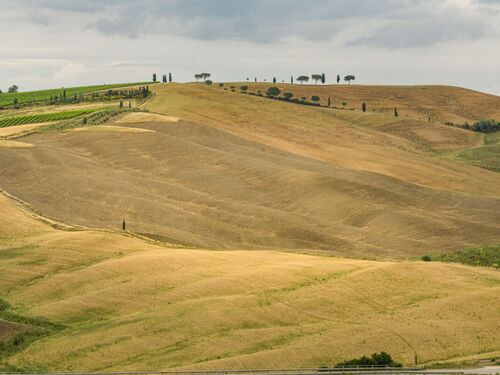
top-left (291, 76), bottom-right (293, 84)
top-left (321, 73), bottom-right (325, 84)
top-left (337, 74), bottom-right (340, 84)
top-left (273, 77), bottom-right (276, 83)
top-left (169, 73), bottom-right (172, 82)
top-left (394, 107), bottom-right (398, 117)
top-left (362, 102), bottom-right (366, 112)
top-left (328, 97), bottom-right (331, 107)
top-left (153, 73), bottom-right (157, 82)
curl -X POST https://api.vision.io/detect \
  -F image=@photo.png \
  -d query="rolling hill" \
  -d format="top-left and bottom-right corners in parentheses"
top-left (0, 82), bottom-right (499, 371)
top-left (0, 83), bottom-right (498, 256)
top-left (0, 192), bottom-right (499, 371)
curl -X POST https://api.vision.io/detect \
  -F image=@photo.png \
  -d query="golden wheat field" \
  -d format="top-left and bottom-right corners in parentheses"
top-left (0, 82), bottom-right (499, 371)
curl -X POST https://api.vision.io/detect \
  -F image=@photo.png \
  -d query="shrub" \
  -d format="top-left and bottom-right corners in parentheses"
top-left (266, 87), bottom-right (281, 97)
top-left (473, 119), bottom-right (498, 133)
top-left (283, 92), bottom-right (294, 100)
top-left (311, 95), bottom-right (320, 102)
top-left (218, 83), bottom-right (224, 87)
top-left (205, 80), bottom-right (213, 85)
top-left (336, 352), bottom-right (402, 368)
top-left (421, 255), bottom-right (432, 262)
top-left (240, 85), bottom-right (248, 91)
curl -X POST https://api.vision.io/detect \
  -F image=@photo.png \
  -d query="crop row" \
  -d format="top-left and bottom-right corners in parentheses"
top-left (0, 109), bottom-right (98, 128)
top-left (0, 82), bottom-right (152, 107)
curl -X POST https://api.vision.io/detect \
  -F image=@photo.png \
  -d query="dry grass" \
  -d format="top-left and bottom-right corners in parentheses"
top-left (114, 112), bottom-right (179, 123)
top-left (237, 83), bottom-right (500, 123)
top-left (147, 84), bottom-right (499, 196)
top-left (0, 84), bottom-right (498, 256)
top-left (0, 194), bottom-right (498, 371)
top-left (0, 122), bottom-right (54, 138)
top-left (73, 125), bottom-right (154, 133)
top-left (0, 83), bottom-right (499, 370)
top-left (0, 140), bottom-right (33, 148)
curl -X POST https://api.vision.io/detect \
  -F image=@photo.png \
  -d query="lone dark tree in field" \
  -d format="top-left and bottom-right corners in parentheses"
top-left (283, 92), bottom-right (294, 100)
top-left (296, 75), bottom-right (309, 84)
top-left (328, 97), bottom-right (331, 107)
top-left (291, 75), bottom-right (294, 84)
top-left (122, 220), bottom-right (126, 231)
top-left (8, 85), bottom-right (18, 93)
top-left (337, 74), bottom-right (340, 84)
top-left (344, 75), bottom-right (355, 84)
top-left (394, 107), bottom-right (399, 117)
top-left (266, 86), bottom-right (281, 97)
top-left (254, 77), bottom-right (257, 82)
top-left (83, 116), bottom-right (88, 125)
top-left (321, 73), bottom-right (326, 84)
top-left (273, 77), bottom-right (276, 83)
top-left (194, 74), bottom-right (202, 81)
top-left (153, 73), bottom-right (157, 82)
top-left (169, 73), bottom-right (172, 82)
top-left (311, 74), bottom-right (322, 84)
top-left (362, 102), bottom-right (367, 112)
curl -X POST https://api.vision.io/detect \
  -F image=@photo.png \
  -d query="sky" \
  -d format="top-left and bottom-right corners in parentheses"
top-left (1, 0), bottom-right (499, 94)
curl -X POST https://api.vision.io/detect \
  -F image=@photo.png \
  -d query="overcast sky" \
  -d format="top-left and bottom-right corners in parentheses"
top-left (1, 0), bottom-right (499, 94)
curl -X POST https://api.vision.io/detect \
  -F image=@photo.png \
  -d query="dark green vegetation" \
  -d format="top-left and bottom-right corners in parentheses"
top-left (335, 352), bottom-right (402, 367)
top-left (422, 244), bottom-right (500, 268)
top-left (460, 119), bottom-right (499, 133)
top-left (0, 109), bottom-right (98, 128)
top-left (0, 298), bottom-right (64, 371)
top-left (0, 82), bottom-right (151, 107)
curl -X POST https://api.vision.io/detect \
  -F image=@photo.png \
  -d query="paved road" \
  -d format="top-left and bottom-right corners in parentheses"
top-left (425, 367), bottom-right (500, 374)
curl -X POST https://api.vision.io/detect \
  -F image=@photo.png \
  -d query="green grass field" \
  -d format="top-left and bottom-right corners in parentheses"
top-left (423, 244), bottom-right (500, 268)
top-left (441, 132), bottom-right (500, 172)
top-left (0, 109), bottom-right (98, 128)
top-left (0, 82), bottom-right (152, 107)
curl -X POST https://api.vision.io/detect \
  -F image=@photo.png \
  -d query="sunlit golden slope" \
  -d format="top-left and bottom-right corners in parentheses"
top-left (0, 193), bottom-right (499, 371)
top-left (0, 84), bottom-right (498, 256)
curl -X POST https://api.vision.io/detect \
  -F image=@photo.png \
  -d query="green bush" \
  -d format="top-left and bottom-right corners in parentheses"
top-left (240, 85), bottom-right (248, 91)
top-left (266, 87), bottom-right (281, 97)
top-left (283, 92), bottom-right (294, 100)
top-left (311, 95), bottom-right (320, 102)
top-left (336, 352), bottom-right (402, 368)
top-left (421, 255), bottom-right (432, 262)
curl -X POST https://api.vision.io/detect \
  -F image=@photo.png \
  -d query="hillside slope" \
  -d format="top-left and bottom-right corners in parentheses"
top-left (0, 193), bottom-right (499, 371)
top-left (0, 84), bottom-right (498, 256)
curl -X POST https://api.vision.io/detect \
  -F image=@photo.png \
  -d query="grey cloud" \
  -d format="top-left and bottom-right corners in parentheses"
top-left (21, 0), bottom-right (499, 48)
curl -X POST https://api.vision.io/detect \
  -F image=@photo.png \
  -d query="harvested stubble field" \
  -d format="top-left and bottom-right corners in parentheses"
top-left (0, 193), bottom-right (499, 371)
top-left (0, 82), bottom-right (499, 371)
